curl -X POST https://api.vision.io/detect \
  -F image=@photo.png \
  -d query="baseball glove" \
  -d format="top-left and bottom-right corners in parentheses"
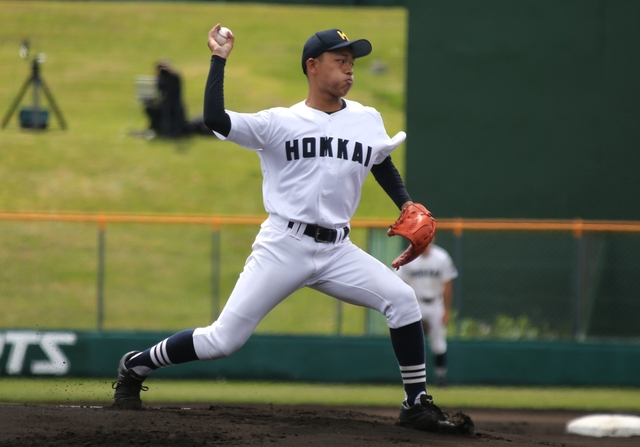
top-left (387, 203), bottom-right (436, 270)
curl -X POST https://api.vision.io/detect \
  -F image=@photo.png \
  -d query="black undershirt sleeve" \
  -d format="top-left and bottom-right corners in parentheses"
top-left (371, 156), bottom-right (413, 210)
top-left (203, 55), bottom-right (231, 137)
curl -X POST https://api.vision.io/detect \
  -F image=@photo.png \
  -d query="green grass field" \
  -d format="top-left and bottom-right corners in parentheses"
top-left (2, 378), bottom-right (640, 411)
top-left (0, 1), bottom-right (406, 333)
top-left (0, 1), bottom-right (406, 215)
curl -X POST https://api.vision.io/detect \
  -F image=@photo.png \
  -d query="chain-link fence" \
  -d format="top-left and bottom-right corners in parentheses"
top-left (367, 222), bottom-right (640, 342)
top-left (2, 213), bottom-right (639, 341)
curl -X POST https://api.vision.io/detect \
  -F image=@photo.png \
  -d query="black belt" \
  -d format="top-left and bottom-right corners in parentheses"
top-left (288, 221), bottom-right (350, 243)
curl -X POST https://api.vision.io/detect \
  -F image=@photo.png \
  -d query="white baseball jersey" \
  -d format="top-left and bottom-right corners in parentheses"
top-left (217, 99), bottom-right (406, 227)
top-left (396, 244), bottom-right (458, 302)
top-left (396, 244), bottom-right (457, 355)
top-left (194, 99), bottom-right (420, 360)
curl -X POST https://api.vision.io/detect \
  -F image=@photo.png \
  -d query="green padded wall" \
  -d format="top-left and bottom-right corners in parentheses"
top-left (2, 330), bottom-right (639, 386)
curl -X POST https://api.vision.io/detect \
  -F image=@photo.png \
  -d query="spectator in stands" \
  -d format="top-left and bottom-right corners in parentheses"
top-left (143, 61), bottom-right (213, 139)
top-left (144, 61), bottom-right (187, 138)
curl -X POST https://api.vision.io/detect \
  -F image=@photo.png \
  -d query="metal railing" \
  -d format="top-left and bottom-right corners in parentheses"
top-left (2, 212), bottom-right (639, 340)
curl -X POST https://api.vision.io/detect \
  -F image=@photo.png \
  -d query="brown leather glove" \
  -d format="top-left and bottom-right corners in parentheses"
top-left (387, 203), bottom-right (436, 270)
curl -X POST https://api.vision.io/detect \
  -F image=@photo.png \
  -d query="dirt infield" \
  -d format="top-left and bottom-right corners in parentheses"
top-left (0, 403), bottom-right (638, 446)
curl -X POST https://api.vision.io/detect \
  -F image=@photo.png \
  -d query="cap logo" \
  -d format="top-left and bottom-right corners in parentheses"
top-left (337, 30), bottom-right (349, 41)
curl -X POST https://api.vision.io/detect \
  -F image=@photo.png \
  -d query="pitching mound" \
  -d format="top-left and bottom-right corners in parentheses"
top-left (0, 403), bottom-right (639, 446)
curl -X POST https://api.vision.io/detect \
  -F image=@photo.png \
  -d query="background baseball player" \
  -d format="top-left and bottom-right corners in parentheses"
top-left (112, 24), bottom-right (469, 434)
top-left (396, 241), bottom-right (458, 387)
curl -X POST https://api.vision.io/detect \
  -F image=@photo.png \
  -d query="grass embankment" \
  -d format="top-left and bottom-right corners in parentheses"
top-left (0, 2), bottom-right (406, 333)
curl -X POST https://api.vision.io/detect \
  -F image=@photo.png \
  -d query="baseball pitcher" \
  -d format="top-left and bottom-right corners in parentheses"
top-left (111, 24), bottom-right (471, 435)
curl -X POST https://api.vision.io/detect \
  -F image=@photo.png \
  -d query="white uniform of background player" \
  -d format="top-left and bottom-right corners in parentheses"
top-left (113, 26), bottom-right (445, 422)
top-left (396, 243), bottom-right (458, 386)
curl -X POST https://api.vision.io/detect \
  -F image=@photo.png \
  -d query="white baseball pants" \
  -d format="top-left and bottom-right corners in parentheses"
top-left (193, 214), bottom-right (421, 360)
top-left (418, 300), bottom-right (447, 355)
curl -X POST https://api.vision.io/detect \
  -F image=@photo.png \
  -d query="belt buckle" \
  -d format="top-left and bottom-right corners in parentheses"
top-left (313, 226), bottom-right (335, 243)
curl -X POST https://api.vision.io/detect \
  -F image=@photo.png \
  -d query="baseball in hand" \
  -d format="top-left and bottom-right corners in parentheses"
top-left (215, 27), bottom-right (232, 45)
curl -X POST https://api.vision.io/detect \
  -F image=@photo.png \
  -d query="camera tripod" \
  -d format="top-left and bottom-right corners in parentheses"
top-left (2, 57), bottom-right (67, 130)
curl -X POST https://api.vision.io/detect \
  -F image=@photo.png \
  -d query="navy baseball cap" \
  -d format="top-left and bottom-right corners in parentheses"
top-left (302, 29), bottom-right (372, 74)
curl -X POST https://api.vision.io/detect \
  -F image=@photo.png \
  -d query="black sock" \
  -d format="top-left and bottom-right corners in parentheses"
top-left (435, 353), bottom-right (447, 368)
top-left (125, 329), bottom-right (198, 376)
top-left (389, 320), bottom-right (427, 405)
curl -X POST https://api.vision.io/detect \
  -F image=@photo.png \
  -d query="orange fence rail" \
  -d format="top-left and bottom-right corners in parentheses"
top-left (3, 211), bottom-right (640, 234)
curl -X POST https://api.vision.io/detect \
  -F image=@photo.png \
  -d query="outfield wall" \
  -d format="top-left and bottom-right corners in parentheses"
top-left (403, 0), bottom-right (640, 341)
top-left (406, 0), bottom-right (640, 220)
top-left (1, 330), bottom-right (638, 386)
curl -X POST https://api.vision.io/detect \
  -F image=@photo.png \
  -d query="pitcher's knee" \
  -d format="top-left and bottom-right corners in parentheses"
top-left (192, 323), bottom-right (250, 360)
top-left (383, 287), bottom-right (422, 329)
